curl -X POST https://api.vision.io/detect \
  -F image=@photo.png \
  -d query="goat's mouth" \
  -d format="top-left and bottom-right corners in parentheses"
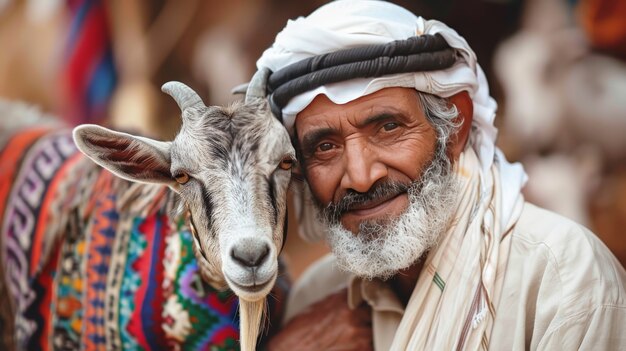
top-left (225, 272), bottom-right (277, 300)
top-left (228, 276), bottom-right (274, 292)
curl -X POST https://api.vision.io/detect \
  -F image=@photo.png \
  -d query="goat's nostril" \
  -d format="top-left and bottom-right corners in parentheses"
top-left (230, 244), bottom-right (270, 268)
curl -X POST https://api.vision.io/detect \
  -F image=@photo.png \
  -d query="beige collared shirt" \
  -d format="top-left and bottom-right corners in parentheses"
top-left (284, 203), bottom-right (626, 350)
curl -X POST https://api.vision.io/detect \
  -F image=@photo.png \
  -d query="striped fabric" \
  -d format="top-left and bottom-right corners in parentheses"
top-left (62, 0), bottom-right (117, 125)
top-left (389, 149), bottom-right (524, 351)
top-left (432, 272), bottom-right (445, 292)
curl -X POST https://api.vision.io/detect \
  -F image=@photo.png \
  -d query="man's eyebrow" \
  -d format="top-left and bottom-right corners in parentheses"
top-left (300, 127), bottom-right (337, 154)
top-left (356, 112), bottom-right (409, 128)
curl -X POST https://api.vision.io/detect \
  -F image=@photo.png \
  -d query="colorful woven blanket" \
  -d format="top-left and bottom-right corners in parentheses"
top-left (0, 127), bottom-right (287, 350)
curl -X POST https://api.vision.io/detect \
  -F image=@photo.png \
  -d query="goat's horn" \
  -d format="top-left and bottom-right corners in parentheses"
top-left (231, 83), bottom-right (248, 95)
top-left (245, 68), bottom-right (270, 103)
top-left (161, 81), bottom-right (203, 111)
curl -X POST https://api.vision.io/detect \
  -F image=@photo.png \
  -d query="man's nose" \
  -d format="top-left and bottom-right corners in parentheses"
top-left (339, 139), bottom-right (387, 193)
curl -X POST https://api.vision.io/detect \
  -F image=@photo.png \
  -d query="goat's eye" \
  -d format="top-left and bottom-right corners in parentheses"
top-left (279, 157), bottom-right (295, 170)
top-left (174, 172), bottom-right (190, 184)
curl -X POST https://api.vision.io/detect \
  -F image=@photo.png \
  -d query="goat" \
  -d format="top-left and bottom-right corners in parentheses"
top-left (0, 69), bottom-right (294, 350)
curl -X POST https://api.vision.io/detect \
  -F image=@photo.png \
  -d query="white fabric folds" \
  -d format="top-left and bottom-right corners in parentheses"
top-left (257, 1), bottom-right (528, 348)
top-left (389, 148), bottom-right (523, 350)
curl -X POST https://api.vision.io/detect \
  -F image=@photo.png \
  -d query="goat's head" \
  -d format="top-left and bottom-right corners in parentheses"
top-left (72, 69), bottom-right (295, 304)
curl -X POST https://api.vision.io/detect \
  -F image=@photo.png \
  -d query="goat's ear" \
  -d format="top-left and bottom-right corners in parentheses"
top-left (73, 124), bottom-right (175, 187)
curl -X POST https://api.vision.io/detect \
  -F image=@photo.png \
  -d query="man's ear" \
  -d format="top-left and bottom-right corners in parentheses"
top-left (73, 124), bottom-right (176, 186)
top-left (448, 91), bottom-right (473, 159)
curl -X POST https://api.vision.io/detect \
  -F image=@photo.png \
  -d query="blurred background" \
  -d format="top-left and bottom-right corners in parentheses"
top-left (0, 0), bottom-right (624, 278)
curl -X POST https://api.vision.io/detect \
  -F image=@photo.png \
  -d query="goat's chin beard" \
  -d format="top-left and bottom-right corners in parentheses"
top-left (318, 149), bottom-right (457, 281)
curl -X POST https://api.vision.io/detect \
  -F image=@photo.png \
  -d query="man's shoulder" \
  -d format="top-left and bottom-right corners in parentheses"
top-left (507, 202), bottom-right (626, 306)
top-left (513, 202), bottom-right (620, 266)
top-left (283, 254), bottom-right (350, 324)
top-left (515, 202), bottom-right (593, 241)
top-left (494, 203), bottom-right (626, 349)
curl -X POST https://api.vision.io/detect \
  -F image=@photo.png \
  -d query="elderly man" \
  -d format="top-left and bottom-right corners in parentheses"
top-left (254, 1), bottom-right (626, 350)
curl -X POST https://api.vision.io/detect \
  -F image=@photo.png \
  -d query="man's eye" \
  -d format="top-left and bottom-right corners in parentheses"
top-left (382, 122), bottom-right (399, 131)
top-left (317, 142), bottom-right (334, 152)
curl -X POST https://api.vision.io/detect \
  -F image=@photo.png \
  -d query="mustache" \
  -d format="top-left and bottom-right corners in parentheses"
top-left (322, 180), bottom-right (410, 224)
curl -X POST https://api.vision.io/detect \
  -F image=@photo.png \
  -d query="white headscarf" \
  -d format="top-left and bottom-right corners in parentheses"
top-left (257, 0), bottom-right (526, 232)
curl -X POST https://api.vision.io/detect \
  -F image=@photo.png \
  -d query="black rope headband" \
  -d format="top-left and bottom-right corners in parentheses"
top-left (266, 33), bottom-right (458, 120)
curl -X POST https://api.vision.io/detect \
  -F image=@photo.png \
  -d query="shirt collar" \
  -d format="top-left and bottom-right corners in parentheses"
top-left (347, 275), bottom-right (405, 314)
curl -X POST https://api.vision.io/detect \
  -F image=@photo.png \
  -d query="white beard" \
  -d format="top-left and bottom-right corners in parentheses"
top-left (319, 150), bottom-right (458, 280)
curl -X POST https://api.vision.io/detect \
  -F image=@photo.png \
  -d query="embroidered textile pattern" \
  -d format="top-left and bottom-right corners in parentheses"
top-left (0, 127), bottom-right (288, 350)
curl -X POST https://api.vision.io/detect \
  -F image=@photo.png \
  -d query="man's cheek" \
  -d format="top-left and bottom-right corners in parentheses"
top-left (306, 166), bottom-right (336, 205)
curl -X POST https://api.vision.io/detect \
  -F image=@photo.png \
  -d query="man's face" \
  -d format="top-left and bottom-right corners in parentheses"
top-left (295, 87), bottom-right (457, 279)
top-left (295, 87), bottom-right (438, 232)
